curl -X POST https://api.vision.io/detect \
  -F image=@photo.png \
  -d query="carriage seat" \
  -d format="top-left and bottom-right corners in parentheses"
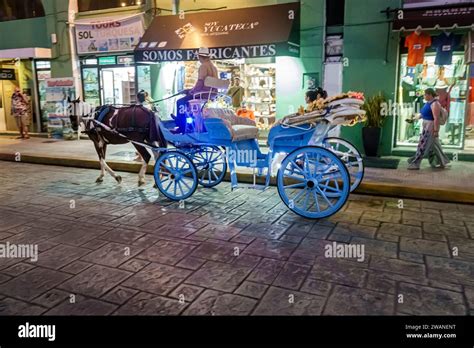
top-left (202, 108), bottom-right (258, 141)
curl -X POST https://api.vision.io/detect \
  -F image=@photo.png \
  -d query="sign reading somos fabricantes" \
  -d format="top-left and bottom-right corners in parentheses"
top-left (134, 3), bottom-right (300, 62)
top-left (75, 14), bottom-right (144, 54)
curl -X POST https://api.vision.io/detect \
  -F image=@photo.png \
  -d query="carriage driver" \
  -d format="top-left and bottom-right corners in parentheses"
top-left (173, 47), bottom-right (218, 133)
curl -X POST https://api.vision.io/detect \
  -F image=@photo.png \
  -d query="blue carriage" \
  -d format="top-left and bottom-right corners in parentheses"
top-left (153, 77), bottom-right (366, 219)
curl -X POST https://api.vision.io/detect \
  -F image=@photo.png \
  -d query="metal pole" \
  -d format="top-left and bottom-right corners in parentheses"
top-left (31, 60), bottom-right (42, 133)
top-left (172, 0), bottom-right (179, 15)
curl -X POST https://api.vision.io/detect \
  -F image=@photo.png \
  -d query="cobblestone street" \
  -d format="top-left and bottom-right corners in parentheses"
top-left (0, 161), bottom-right (473, 316)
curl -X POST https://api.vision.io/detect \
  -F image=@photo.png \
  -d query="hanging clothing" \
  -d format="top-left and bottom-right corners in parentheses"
top-left (431, 32), bottom-right (462, 66)
top-left (405, 32), bottom-right (431, 67)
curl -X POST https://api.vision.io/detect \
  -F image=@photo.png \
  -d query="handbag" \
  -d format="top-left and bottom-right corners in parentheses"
top-left (438, 102), bottom-right (448, 126)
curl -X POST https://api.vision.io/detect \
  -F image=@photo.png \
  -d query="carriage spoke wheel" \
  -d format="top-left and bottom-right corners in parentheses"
top-left (277, 146), bottom-right (350, 219)
top-left (323, 137), bottom-right (364, 192)
top-left (153, 151), bottom-right (198, 201)
top-left (190, 146), bottom-right (227, 188)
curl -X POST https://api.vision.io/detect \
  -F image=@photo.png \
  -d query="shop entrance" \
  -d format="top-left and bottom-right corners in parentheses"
top-left (0, 67), bottom-right (20, 132)
top-left (99, 66), bottom-right (136, 105)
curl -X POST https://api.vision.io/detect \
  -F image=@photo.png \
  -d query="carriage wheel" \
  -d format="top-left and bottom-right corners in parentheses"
top-left (153, 151), bottom-right (198, 201)
top-left (189, 146), bottom-right (227, 188)
top-left (323, 137), bottom-right (364, 192)
top-left (277, 146), bottom-right (350, 219)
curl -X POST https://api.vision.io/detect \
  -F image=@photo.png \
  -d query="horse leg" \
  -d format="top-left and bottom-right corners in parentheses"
top-left (100, 142), bottom-right (122, 184)
top-left (92, 138), bottom-right (106, 183)
top-left (133, 144), bottom-right (151, 187)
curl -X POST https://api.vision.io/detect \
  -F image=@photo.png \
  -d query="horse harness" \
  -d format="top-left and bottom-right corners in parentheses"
top-left (94, 105), bottom-right (152, 134)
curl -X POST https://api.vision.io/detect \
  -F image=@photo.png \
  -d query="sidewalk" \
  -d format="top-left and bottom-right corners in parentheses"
top-left (0, 135), bottom-right (473, 203)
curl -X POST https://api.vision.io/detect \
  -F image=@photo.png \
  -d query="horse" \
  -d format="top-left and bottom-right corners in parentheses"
top-left (68, 97), bottom-right (167, 186)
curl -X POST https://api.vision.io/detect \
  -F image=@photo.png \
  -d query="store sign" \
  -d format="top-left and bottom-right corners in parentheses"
top-left (403, 0), bottom-right (473, 8)
top-left (0, 68), bottom-right (15, 80)
top-left (45, 78), bottom-right (75, 102)
top-left (393, 4), bottom-right (474, 30)
top-left (98, 56), bottom-right (116, 65)
top-left (134, 3), bottom-right (300, 62)
top-left (139, 44), bottom-right (278, 62)
top-left (75, 15), bottom-right (144, 54)
top-left (117, 56), bottom-right (134, 65)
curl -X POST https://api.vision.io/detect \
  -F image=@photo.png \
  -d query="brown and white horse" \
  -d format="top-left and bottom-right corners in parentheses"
top-left (68, 98), bottom-right (167, 186)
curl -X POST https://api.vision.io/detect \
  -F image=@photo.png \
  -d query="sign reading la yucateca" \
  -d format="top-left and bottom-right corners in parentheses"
top-left (134, 3), bottom-right (300, 62)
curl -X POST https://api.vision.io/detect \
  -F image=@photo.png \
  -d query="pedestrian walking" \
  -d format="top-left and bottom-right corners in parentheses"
top-left (407, 88), bottom-right (450, 170)
top-left (11, 87), bottom-right (30, 139)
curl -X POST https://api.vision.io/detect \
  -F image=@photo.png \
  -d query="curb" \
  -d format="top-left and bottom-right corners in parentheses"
top-left (1, 152), bottom-right (473, 204)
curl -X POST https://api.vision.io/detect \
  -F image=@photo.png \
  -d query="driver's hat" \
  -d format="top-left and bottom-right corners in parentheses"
top-left (198, 47), bottom-right (210, 57)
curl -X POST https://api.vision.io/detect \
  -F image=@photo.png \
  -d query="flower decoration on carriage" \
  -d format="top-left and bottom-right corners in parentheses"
top-left (347, 91), bottom-right (365, 101)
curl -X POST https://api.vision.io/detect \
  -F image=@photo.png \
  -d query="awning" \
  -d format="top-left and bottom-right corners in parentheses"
top-left (392, 4), bottom-right (474, 31)
top-left (0, 47), bottom-right (52, 59)
top-left (134, 2), bottom-right (300, 63)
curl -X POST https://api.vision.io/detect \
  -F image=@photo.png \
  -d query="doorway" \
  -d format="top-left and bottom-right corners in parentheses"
top-left (99, 67), bottom-right (136, 105)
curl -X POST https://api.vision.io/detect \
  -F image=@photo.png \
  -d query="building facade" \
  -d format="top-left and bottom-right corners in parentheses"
top-left (0, 0), bottom-right (472, 159)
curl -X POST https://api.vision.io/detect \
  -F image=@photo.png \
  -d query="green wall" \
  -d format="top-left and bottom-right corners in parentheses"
top-left (0, 17), bottom-right (49, 49)
top-left (0, 0), bottom-right (75, 77)
top-left (341, 0), bottom-right (402, 156)
top-left (276, 0), bottom-right (324, 118)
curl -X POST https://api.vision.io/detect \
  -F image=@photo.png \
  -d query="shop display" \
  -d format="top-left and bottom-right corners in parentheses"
top-left (396, 52), bottom-right (468, 148)
top-left (36, 69), bottom-right (51, 132)
top-left (167, 59), bottom-right (277, 131)
top-left (82, 68), bottom-right (100, 106)
top-left (432, 32), bottom-right (463, 66)
top-left (44, 78), bottom-right (76, 139)
top-left (404, 31), bottom-right (431, 67)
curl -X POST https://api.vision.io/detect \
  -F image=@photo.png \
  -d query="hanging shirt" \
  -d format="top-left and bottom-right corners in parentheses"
top-left (405, 32), bottom-right (431, 67)
top-left (432, 32), bottom-right (462, 66)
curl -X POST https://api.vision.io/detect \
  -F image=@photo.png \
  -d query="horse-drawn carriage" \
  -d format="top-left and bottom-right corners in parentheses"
top-left (152, 77), bottom-right (365, 219)
top-left (73, 77), bottom-right (366, 219)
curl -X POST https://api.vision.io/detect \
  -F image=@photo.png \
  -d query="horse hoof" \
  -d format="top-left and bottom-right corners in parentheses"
top-left (96, 177), bottom-right (104, 183)
top-left (115, 176), bottom-right (122, 184)
top-left (138, 180), bottom-right (145, 187)
top-left (153, 183), bottom-right (158, 189)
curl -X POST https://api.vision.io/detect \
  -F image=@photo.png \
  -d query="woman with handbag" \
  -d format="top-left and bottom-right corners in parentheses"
top-left (407, 88), bottom-right (450, 170)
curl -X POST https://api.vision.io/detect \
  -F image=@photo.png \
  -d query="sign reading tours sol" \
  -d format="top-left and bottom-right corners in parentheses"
top-left (75, 14), bottom-right (144, 54)
top-left (0, 68), bottom-right (15, 80)
top-left (134, 3), bottom-right (300, 62)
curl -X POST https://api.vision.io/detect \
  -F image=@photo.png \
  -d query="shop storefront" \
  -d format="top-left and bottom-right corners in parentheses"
top-left (393, 3), bottom-right (474, 154)
top-left (74, 13), bottom-right (146, 107)
top-left (134, 3), bottom-right (300, 135)
top-left (0, 48), bottom-right (52, 133)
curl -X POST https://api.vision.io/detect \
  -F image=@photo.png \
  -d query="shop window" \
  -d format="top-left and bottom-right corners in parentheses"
top-left (326, 0), bottom-right (344, 27)
top-left (78, 0), bottom-right (146, 12)
top-left (0, 0), bottom-right (45, 22)
top-left (396, 53), bottom-right (468, 150)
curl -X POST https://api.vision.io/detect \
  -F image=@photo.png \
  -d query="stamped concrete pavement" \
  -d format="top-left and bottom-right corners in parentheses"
top-left (0, 161), bottom-right (473, 316)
